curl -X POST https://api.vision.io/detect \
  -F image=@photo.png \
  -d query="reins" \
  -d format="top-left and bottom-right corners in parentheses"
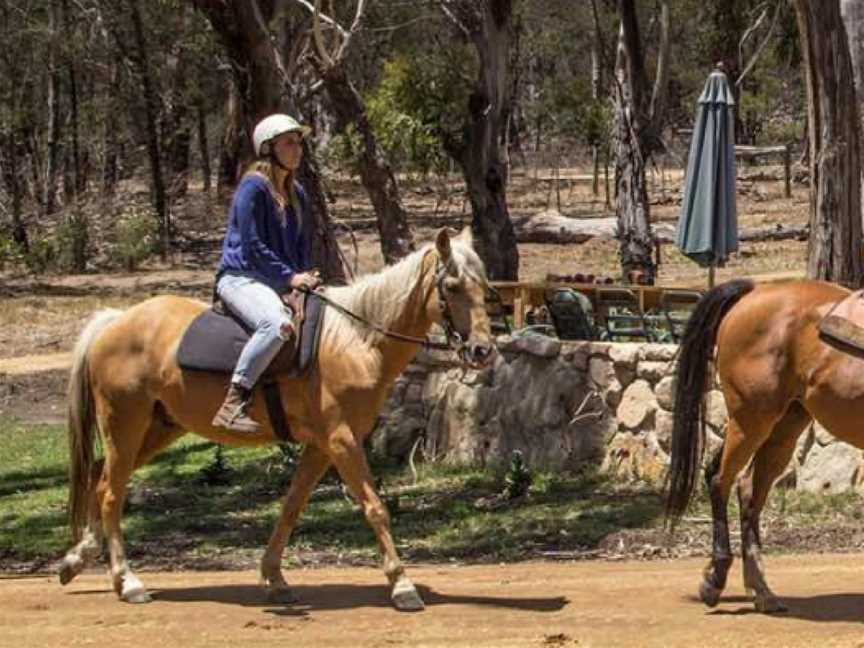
top-left (306, 288), bottom-right (453, 351)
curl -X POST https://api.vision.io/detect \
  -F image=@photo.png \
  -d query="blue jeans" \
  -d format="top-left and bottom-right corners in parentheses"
top-left (216, 274), bottom-right (294, 390)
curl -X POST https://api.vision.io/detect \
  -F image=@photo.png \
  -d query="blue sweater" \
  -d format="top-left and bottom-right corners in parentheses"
top-left (217, 174), bottom-right (313, 294)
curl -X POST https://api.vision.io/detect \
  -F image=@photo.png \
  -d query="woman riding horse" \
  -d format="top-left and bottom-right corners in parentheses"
top-left (212, 113), bottom-right (322, 434)
top-left (58, 211), bottom-right (495, 608)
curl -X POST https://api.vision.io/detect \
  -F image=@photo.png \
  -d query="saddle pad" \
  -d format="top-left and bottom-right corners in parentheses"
top-left (177, 292), bottom-right (325, 378)
top-left (818, 289), bottom-right (864, 357)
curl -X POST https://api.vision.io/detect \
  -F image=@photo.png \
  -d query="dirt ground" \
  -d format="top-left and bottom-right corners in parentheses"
top-left (4, 554), bottom-right (864, 648)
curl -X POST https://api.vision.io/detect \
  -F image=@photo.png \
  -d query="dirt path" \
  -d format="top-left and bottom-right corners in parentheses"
top-left (3, 554), bottom-right (864, 648)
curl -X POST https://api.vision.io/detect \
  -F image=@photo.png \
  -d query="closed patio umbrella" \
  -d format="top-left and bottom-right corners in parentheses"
top-left (675, 65), bottom-right (737, 287)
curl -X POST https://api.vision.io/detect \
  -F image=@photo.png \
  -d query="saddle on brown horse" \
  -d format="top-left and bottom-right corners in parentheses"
top-left (818, 289), bottom-right (864, 356)
top-left (176, 290), bottom-right (326, 440)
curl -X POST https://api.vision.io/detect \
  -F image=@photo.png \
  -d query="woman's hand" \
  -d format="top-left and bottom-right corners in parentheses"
top-left (289, 271), bottom-right (321, 292)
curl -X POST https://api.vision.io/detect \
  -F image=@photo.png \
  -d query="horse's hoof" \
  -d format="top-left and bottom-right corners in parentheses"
top-left (121, 587), bottom-right (152, 604)
top-left (698, 580), bottom-right (721, 608)
top-left (754, 595), bottom-right (787, 614)
top-left (266, 586), bottom-right (298, 604)
top-left (391, 580), bottom-right (425, 612)
top-left (58, 558), bottom-right (81, 586)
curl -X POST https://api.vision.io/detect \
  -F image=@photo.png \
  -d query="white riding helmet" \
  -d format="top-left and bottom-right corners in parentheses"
top-left (252, 114), bottom-right (311, 157)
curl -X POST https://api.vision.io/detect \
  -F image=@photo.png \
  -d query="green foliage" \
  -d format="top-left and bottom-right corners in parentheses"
top-left (503, 450), bottom-right (533, 500)
top-left (55, 210), bottom-right (91, 273)
top-left (22, 237), bottom-right (57, 274)
top-left (328, 51), bottom-right (475, 174)
top-left (0, 236), bottom-right (22, 271)
top-left (200, 444), bottom-right (230, 486)
top-left (110, 205), bottom-right (157, 271)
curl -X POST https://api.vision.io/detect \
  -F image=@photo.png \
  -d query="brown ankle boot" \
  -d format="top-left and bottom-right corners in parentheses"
top-left (212, 384), bottom-right (261, 434)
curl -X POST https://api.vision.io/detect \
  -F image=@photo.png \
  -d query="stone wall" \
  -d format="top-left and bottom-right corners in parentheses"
top-left (372, 336), bottom-right (864, 492)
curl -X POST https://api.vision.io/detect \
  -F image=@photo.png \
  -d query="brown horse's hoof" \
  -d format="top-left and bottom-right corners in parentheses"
top-left (391, 579), bottom-right (425, 612)
top-left (266, 586), bottom-right (298, 604)
top-left (121, 587), bottom-right (152, 604)
top-left (699, 580), bottom-right (721, 608)
top-left (754, 594), bottom-right (787, 614)
top-left (58, 558), bottom-right (81, 586)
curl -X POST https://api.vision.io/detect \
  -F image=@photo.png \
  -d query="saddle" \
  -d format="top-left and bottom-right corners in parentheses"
top-left (818, 289), bottom-right (864, 357)
top-left (176, 290), bottom-right (326, 441)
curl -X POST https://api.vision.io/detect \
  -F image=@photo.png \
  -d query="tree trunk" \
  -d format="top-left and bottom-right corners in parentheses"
top-left (102, 62), bottom-right (120, 195)
top-left (319, 66), bottom-right (415, 264)
top-left (796, 0), bottom-right (863, 286)
top-left (611, 0), bottom-right (670, 284)
top-left (60, 0), bottom-right (83, 197)
top-left (196, 99), bottom-right (211, 193)
top-left (841, 0), bottom-right (864, 225)
top-left (45, 0), bottom-right (63, 214)
top-left (127, 0), bottom-right (169, 260)
top-left (217, 79), bottom-right (243, 201)
top-left (443, 0), bottom-right (519, 281)
top-left (165, 40), bottom-right (192, 199)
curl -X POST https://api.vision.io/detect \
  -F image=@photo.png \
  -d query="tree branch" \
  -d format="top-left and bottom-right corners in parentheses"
top-left (291, 0), bottom-right (348, 38)
top-left (334, 0), bottom-right (368, 61)
top-left (736, 0), bottom-right (782, 87)
top-left (438, 0), bottom-right (473, 40)
top-left (648, 0), bottom-right (670, 134)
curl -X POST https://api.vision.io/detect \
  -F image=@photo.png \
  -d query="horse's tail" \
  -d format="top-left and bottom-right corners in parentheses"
top-left (67, 308), bottom-right (123, 542)
top-left (665, 279), bottom-right (755, 523)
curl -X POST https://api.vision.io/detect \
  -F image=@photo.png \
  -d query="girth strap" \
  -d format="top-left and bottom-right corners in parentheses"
top-left (262, 379), bottom-right (292, 442)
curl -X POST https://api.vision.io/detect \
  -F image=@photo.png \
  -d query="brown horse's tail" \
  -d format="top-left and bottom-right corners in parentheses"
top-left (67, 309), bottom-right (123, 543)
top-left (665, 278), bottom-right (755, 523)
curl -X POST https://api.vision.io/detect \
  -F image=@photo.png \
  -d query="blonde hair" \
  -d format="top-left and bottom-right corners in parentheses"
top-left (243, 159), bottom-right (302, 230)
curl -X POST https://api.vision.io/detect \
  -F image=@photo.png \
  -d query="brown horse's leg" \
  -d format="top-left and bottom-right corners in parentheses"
top-left (59, 458), bottom-right (106, 584)
top-left (326, 426), bottom-right (424, 611)
top-left (737, 402), bottom-right (810, 613)
top-left (700, 415), bottom-right (771, 607)
top-left (96, 396), bottom-right (153, 603)
top-left (260, 443), bottom-right (331, 602)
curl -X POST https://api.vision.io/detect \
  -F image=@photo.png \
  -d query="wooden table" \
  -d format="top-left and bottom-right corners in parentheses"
top-left (490, 281), bottom-right (669, 329)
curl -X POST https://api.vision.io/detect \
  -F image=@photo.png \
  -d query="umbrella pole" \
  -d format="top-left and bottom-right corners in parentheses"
top-left (708, 264), bottom-right (716, 289)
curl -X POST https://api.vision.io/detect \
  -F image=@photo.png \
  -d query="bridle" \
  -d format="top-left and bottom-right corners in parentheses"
top-left (304, 258), bottom-right (486, 364)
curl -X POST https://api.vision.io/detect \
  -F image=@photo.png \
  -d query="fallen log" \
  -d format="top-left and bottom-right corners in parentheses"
top-left (513, 209), bottom-right (808, 244)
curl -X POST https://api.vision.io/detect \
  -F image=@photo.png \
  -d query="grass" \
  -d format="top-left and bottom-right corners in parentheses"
top-left (3, 415), bottom-right (864, 573)
top-left (0, 416), bottom-right (664, 569)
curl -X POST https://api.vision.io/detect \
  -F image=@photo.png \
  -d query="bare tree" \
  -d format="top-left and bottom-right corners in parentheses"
top-left (301, 0), bottom-right (415, 264)
top-left (126, 0), bottom-right (169, 260)
top-left (796, 0), bottom-right (863, 286)
top-left (608, 0), bottom-right (670, 283)
top-left (438, 0), bottom-right (519, 281)
top-left (45, 0), bottom-right (63, 215)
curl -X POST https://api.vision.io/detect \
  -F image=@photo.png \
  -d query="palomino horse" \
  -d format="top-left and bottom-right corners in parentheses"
top-left (58, 227), bottom-right (494, 610)
top-left (666, 278), bottom-right (861, 613)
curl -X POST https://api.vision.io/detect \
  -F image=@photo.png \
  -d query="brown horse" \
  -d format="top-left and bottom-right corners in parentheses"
top-left (58, 227), bottom-right (494, 610)
top-left (666, 278), bottom-right (863, 613)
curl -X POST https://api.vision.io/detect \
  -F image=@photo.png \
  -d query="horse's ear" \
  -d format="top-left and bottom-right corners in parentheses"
top-left (435, 227), bottom-right (452, 263)
top-left (459, 226), bottom-right (473, 247)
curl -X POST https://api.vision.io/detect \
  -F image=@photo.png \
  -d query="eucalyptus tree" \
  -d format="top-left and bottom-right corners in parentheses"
top-left (437, 0), bottom-right (519, 281)
top-left (795, 0), bottom-right (862, 286)
top-left (297, 0), bottom-right (416, 264)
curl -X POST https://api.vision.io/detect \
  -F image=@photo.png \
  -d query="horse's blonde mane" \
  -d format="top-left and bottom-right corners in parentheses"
top-left (321, 238), bottom-right (485, 351)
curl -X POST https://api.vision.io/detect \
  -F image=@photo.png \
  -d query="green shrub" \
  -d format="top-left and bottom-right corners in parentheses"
top-left (56, 210), bottom-right (90, 272)
top-left (22, 237), bottom-right (56, 274)
top-left (111, 205), bottom-right (157, 271)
